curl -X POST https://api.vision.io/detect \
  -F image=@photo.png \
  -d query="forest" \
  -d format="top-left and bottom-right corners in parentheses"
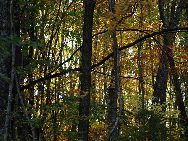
top-left (0, 0), bottom-right (188, 141)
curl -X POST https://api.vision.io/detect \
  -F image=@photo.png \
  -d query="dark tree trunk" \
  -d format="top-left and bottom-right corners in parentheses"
top-left (168, 51), bottom-right (188, 137)
top-left (153, 49), bottom-right (168, 105)
top-left (2, 0), bottom-right (25, 140)
top-left (107, 69), bottom-right (118, 141)
top-left (0, 0), bottom-right (11, 134)
top-left (107, 1), bottom-right (121, 140)
top-left (154, 0), bottom-right (184, 107)
top-left (153, 0), bottom-right (187, 138)
top-left (154, 0), bottom-right (183, 105)
top-left (3, 0), bottom-right (15, 139)
top-left (78, 0), bottom-right (95, 141)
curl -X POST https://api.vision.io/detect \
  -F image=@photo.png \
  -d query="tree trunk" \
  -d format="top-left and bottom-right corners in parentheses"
top-left (0, 0), bottom-right (11, 135)
top-left (153, 49), bottom-right (168, 105)
top-left (154, 0), bottom-right (184, 104)
top-left (4, 1), bottom-right (15, 140)
top-left (168, 51), bottom-right (188, 137)
top-left (107, 0), bottom-right (121, 140)
top-left (107, 69), bottom-right (118, 141)
top-left (153, 0), bottom-right (187, 138)
top-left (78, 0), bottom-right (95, 141)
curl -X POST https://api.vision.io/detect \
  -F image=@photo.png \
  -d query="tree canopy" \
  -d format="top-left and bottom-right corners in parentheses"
top-left (0, 0), bottom-right (188, 141)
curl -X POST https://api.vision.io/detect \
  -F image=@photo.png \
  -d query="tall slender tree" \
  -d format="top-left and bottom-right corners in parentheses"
top-left (107, 0), bottom-right (121, 140)
top-left (153, 0), bottom-right (187, 138)
top-left (0, 1), bottom-right (11, 137)
top-left (3, 0), bottom-right (15, 140)
top-left (78, 0), bottom-right (96, 140)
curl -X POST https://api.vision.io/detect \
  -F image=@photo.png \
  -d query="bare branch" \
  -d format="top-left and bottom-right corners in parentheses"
top-left (20, 27), bottom-right (188, 90)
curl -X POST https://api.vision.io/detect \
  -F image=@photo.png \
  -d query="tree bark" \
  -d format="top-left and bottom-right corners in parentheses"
top-left (107, 0), bottom-right (121, 140)
top-left (154, 0), bottom-right (184, 108)
top-left (153, 49), bottom-right (168, 105)
top-left (2, 0), bottom-right (26, 140)
top-left (78, 0), bottom-right (95, 141)
top-left (107, 69), bottom-right (118, 141)
top-left (4, 1), bottom-right (15, 140)
top-left (168, 51), bottom-right (188, 137)
top-left (0, 0), bottom-right (11, 133)
top-left (153, 0), bottom-right (187, 138)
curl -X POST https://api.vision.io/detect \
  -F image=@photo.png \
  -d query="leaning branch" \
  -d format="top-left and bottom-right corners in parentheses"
top-left (21, 68), bottom-right (80, 90)
top-left (92, 27), bottom-right (188, 68)
top-left (21, 27), bottom-right (188, 90)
